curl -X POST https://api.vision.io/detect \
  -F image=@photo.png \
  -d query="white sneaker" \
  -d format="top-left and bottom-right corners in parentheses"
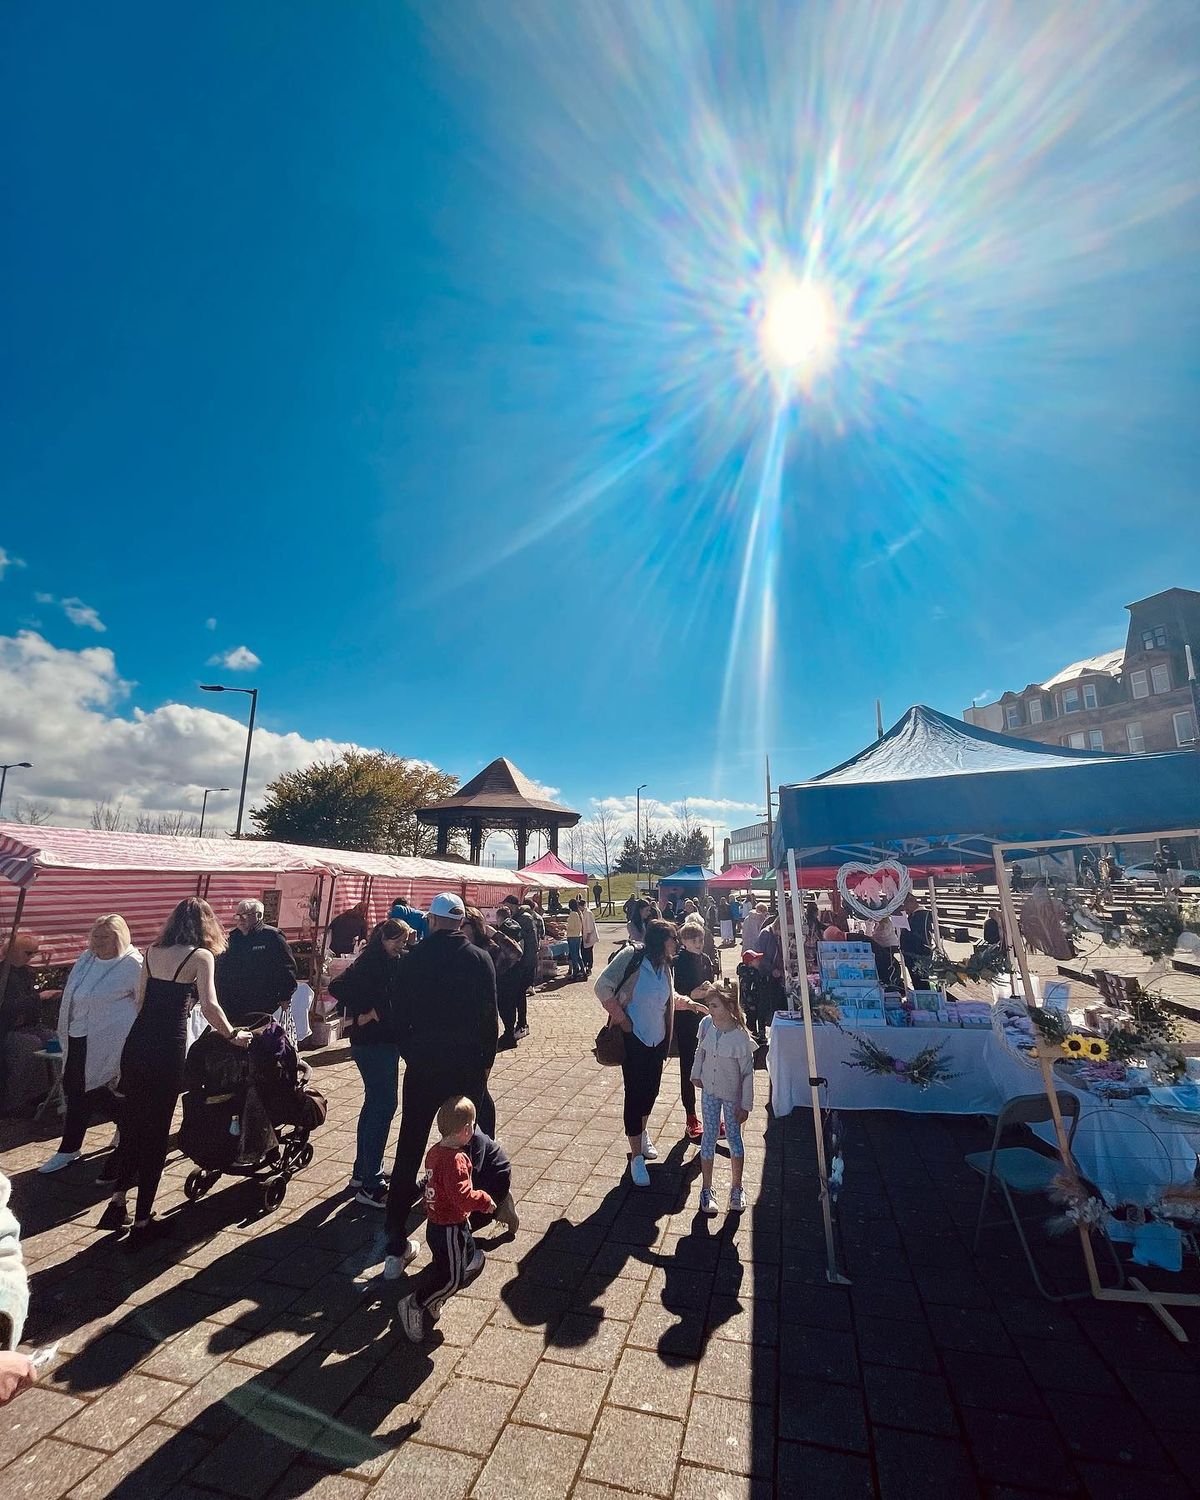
top-left (629, 1154), bottom-right (651, 1188)
top-left (383, 1239), bottom-right (420, 1280)
top-left (397, 1293), bottom-right (425, 1342)
top-left (640, 1133), bottom-right (658, 1161)
top-left (38, 1151), bottom-right (81, 1175)
top-left (729, 1187), bottom-right (747, 1213)
top-left (699, 1187), bottom-right (718, 1216)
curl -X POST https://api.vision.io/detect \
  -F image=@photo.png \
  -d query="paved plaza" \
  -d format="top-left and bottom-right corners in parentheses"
top-left (4, 953), bottom-right (1200, 1499)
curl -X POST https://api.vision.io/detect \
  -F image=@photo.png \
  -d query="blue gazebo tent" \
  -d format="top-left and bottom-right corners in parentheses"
top-left (660, 865), bottom-right (719, 884)
top-left (773, 705), bottom-right (1199, 867)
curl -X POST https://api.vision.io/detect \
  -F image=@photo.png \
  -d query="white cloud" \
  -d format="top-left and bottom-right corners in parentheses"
top-left (0, 548), bottom-right (26, 581)
top-left (205, 618), bottom-right (218, 631)
top-left (33, 594), bottom-right (107, 632)
top-left (0, 630), bottom-right (364, 829)
top-left (588, 792), bottom-right (761, 841)
top-left (527, 779), bottom-right (561, 801)
top-left (208, 645), bottom-right (261, 672)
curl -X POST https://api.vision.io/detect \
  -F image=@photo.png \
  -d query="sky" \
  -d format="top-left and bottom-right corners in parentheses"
top-left (1, 1), bottom-right (1198, 856)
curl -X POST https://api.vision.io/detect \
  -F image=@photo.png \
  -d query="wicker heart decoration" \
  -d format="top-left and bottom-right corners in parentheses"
top-left (836, 859), bottom-right (912, 920)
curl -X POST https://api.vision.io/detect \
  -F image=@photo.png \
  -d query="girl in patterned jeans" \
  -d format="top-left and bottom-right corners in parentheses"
top-left (690, 983), bottom-right (756, 1214)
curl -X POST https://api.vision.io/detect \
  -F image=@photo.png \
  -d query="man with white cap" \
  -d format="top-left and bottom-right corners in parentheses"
top-left (383, 891), bottom-right (501, 1278)
top-left (215, 899), bottom-right (298, 1026)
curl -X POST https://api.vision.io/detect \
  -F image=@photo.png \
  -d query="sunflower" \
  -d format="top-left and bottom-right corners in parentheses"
top-left (1081, 1036), bottom-right (1109, 1061)
top-left (1061, 1034), bottom-right (1087, 1058)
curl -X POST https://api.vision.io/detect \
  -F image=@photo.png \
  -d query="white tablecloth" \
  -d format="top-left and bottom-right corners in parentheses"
top-left (768, 1015), bottom-right (1200, 1207)
top-left (768, 1018), bottom-right (999, 1116)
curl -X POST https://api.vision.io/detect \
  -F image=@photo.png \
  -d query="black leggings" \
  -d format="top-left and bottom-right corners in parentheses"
top-left (116, 1065), bottom-right (181, 1222)
top-left (621, 1032), bottom-right (667, 1138)
top-left (59, 1036), bottom-right (116, 1154)
top-left (675, 1010), bottom-right (700, 1117)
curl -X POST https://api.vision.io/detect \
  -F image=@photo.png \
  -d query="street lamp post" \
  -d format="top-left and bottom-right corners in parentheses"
top-left (199, 685), bottom-right (259, 837)
top-left (635, 783), bottom-right (648, 898)
top-left (199, 787), bottom-right (230, 838)
top-left (0, 762), bottom-right (32, 819)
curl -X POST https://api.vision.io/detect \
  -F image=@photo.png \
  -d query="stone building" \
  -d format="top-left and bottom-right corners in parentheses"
top-left (964, 587), bottom-right (1200, 755)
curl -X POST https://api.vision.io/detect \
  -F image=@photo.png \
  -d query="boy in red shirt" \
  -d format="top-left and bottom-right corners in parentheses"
top-left (397, 1096), bottom-right (495, 1341)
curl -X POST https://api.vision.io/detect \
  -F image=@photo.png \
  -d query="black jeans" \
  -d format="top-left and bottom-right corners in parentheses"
top-left (497, 971), bottom-right (522, 1041)
top-left (385, 1062), bottom-right (495, 1252)
top-left (621, 1031), bottom-right (667, 1138)
top-left (674, 1010), bottom-right (701, 1117)
top-left (59, 1036), bottom-right (116, 1154)
top-left (516, 967), bottom-right (534, 1029)
top-left (582, 945), bottom-right (594, 974)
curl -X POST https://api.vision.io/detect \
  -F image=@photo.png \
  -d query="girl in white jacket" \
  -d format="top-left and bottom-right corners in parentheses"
top-left (690, 982), bottom-right (755, 1215)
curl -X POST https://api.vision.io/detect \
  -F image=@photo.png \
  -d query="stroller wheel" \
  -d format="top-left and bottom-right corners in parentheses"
top-left (296, 1142), bottom-right (314, 1169)
top-left (184, 1170), bottom-right (212, 1201)
top-left (262, 1176), bottom-right (287, 1212)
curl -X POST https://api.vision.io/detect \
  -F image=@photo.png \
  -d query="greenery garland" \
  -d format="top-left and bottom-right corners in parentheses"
top-left (920, 942), bottom-right (1009, 990)
top-left (842, 1033), bottom-right (961, 1091)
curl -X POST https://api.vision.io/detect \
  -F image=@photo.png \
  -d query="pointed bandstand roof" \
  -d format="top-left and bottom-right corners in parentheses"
top-left (416, 758), bottom-right (579, 827)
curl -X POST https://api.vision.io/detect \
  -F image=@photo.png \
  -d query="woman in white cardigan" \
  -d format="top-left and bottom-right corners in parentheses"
top-left (39, 915), bottom-right (142, 1175)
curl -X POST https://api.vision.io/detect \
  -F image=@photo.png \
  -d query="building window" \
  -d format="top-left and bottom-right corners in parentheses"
top-left (1151, 663), bottom-right (1171, 694)
top-left (1061, 687), bottom-right (1081, 713)
top-left (1083, 683), bottom-right (1098, 710)
top-left (1028, 699), bottom-right (1044, 724)
top-left (1142, 625), bottom-right (1168, 650)
top-left (1175, 711), bottom-right (1197, 747)
top-left (1089, 730), bottom-right (1104, 750)
top-left (1064, 731), bottom-right (1087, 749)
top-left (1005, 705), bottom-right (1021, 729)
top-left (1130, 669), bottom-right (1149, 700)
top-left (1127, 722), bottom-right (1145, 753)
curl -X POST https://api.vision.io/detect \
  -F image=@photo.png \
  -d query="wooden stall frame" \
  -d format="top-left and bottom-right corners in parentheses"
top-left (994, 826), bottom-right (1200, 1342)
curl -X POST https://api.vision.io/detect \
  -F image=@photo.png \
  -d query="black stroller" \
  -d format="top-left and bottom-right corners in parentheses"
top-left (180, 1016), bottom-right (326, 1214)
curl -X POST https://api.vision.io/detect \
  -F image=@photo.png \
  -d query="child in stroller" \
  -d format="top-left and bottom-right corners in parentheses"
top-left (180, 1013), bottom-right (326, 1213)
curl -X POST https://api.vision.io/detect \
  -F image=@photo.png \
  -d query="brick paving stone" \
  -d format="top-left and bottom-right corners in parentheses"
top-left (608, 1346), bottom-right (695, 1419)
top-left (571, 1272), bottom-right (647, 1322)
top-left (958, 1408), bottom-right (1079, 1495)
top-left (681, 1392), bottom-right (772, 1479)
top-left (453, 1324), bottom-right (545, 1386)
top-left (512, 1361), bottom-right (609, 1436)
top-left (266, 1469), bottom-right (370, 1500)
top-left (1075, 1462), bottom-right (1194, 1500)
top-left (778, 1377), bottom-right (869, 1453)
top-left (863, 1364), bottom-right (959, 1439)
top-left (938, 1349), bottom-right (1047, 1417)
top-left (57, 1373), bottom-right (183, 1452)
top-left (543, 1313), bottom-right (629, 1370)
top-left (571, 1484), bottom-right (657, 1500)
top-left (158, 1361), bottom-right (279, 1437)
top-left (430, 1294), bottom-right (494, 1347)
top-left (873, 1426), bottom-right (980, 1500)
top-left (471, 1425), bottom-right (586, 1500)
top-left (370, 1441), bottom-right (480, 1499)
top-left (693, 1338), bottom-right (776, 1407)
top-left (852, 1312), bottom-right (939, 1373)
top-left (581, 1407), bottom-right (684, 1499)
top-left (777, 1441), bottom-right (876, 1499)
top-left (705, 1294), bottom-right (776, 1346)
top-left (627, 1300), bottom-right (706, 1360)
top-left (674, 1466), bottom-right (774, 1500)
top-left (0, 1386), bottom-right (83, 1466)
top-left (138, 1321), bottom-right (234, 1383)
top-left (1041, 1390), bottom-right (1173, 1472)
top-left (67, 1423), bottom-right (210, 1500)
top-left (415, 1376), bottom-right (517, 1456)
top-left (778, 1325), bottom-right (860, 1386)
top-left (190, 1410), bottom-right (325, 1499)
top-left (3, 1438), bottom-right (103, 1500)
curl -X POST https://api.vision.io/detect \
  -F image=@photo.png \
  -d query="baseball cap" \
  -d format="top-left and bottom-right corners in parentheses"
top-left (429, 891), bottom-right (466, 920)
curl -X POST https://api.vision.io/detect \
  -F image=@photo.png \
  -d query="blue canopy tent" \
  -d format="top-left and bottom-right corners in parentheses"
top-left (658, 865), bottom-right (719, 911)
top-left (774, 705), bottom-right (1199, 867)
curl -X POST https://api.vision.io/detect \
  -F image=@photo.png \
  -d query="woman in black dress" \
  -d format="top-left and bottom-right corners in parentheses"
top-left (101, 898), bottom-right (249, 1246)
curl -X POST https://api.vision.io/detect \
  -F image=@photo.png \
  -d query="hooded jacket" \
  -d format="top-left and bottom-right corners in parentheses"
top-left (394, 929), bottom-right (499, 1072)
top-left (216, 924), bottom-right (298, 1023)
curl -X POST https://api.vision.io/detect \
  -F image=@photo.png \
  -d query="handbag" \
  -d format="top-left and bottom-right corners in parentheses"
top-left (593, 1021), bottom-right (626, 1067)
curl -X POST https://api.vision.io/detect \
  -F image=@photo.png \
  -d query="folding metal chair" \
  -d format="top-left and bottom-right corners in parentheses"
top-left (967, 1092), bottom-right (1122, 1301)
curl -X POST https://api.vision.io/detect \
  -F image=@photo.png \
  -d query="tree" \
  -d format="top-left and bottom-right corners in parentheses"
top-left (250, 751), bottom-right (460, 856)
top-left (135, 811), bottom-right (202, 836)
top-left (91, 800), bottom-right (129, 831)
top-left (10, 799), bottom-right (54, 825)
top-left (680, 826), bottom-right (714, 867)
top-left (583, 807), bottom-right (620, 909)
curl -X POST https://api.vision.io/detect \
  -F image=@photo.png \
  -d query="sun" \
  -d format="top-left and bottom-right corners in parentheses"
top-left (758, 275), bottom-right (837, 383)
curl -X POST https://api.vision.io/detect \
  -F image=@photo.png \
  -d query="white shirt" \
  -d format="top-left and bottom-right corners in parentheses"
top-left (625, 959), bottom-right (671, 1047)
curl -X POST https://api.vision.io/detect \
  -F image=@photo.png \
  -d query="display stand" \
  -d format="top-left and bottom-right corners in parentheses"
top-left (994, 830), bottom-right (1200, 1342)
top-left (780, 849), bottom-right (849, 1285)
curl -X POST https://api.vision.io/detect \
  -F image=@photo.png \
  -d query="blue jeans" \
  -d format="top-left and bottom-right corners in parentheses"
top-left (350, 1042), bottom-right (401, 1190)
top-left (567, 936), bottom-right (583, 975)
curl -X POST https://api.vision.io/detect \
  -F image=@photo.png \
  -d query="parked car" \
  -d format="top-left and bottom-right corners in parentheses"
top-left (1123, 864), bottom-right (1200, 888)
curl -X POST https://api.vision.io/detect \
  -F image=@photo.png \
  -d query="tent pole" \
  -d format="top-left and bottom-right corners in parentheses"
top-left (785, 850), bottom-right (848, 1285)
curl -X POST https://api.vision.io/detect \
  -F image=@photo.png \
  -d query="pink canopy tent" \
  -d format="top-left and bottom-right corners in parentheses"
top-left (707, 863), bottom-right (764, 890)
top-left (517, 850), bottom-right (589, 889)
top-left (0, 824), bottom-right (524, 965)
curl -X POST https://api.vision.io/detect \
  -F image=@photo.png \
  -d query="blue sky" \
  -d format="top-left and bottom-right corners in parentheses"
top-left (1, 2), bottom-right (1197, 847)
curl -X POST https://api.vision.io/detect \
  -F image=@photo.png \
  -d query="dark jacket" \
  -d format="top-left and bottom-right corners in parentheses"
top-left (394, 929), bottom-right (499, 1072)
top-left (467, 1124), bottom-right (511, 1194)
top-left (328, 908), bottom-right (369, 957)
top-left (327, 943), bottom-right (406, 1046)
top-left (510, 908), bottom-right (538, 970)
top-left (216, 924), bottom-right (298, 1024)
top-left (899, 910), bottom-right (934, 957)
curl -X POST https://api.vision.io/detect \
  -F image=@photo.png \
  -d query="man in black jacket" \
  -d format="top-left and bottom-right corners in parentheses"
top-left (384, 891), bottom-right (499, 1273)
top-left (216, 900), bottom-right (298, 1025)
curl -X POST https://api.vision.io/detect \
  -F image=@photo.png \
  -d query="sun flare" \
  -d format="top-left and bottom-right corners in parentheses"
top-left (758, 275), bottom-right (837, 382)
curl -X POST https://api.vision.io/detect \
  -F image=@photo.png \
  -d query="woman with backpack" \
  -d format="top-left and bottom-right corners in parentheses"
top-left (595, 919), bottom-right (679, 1187)
top-left (328, 919), bottom-right (411, 1207)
